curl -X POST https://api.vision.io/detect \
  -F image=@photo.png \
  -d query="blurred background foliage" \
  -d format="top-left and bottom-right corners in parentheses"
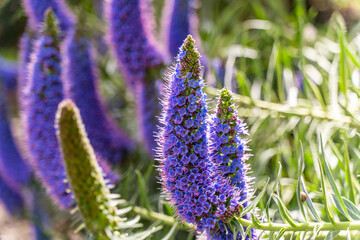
top-left (1, 0), bottom-right (360, 239)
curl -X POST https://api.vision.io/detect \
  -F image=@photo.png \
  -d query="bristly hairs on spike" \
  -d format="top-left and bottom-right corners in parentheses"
top-left (208, 88), bottom-right (257, 239)
top-left (157, 35), bottom-right (244, 236)
top-left (56, 99), bottom-right (127, 240)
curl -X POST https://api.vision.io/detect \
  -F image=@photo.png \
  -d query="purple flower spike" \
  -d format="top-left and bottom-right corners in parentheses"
top-left (24, 11), bottom-right (117, 209)
top-left (62, 29), bottom-right (134, 165)
top-left (106, 0), bottom-right (164, 156)
top-left (164, 0), bottom-right (191, 58)
top-left (106, 0), bottom-right (163, 89)
top-left (22, 0), bottom-right (74, 32)
top-left (0, 176), bottom-right (24, 216)
top-left (0, 57), bottom-right (18, 91)
top-left (0, 91), bottom-right (31, 191)
top-left (158, 35), bottom-right (241, 235)
top-left (209, 88), bottom-right (257, 240)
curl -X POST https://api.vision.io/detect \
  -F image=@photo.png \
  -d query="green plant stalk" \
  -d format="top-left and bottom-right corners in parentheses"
top-left (132, 206), bottom-right (192, 231)
top-left (237, 218), bottom-right (360, 232)
top-left (130, 204), bottom-right (360, 234)
top-left (205, 87), bottom-right (360, 128)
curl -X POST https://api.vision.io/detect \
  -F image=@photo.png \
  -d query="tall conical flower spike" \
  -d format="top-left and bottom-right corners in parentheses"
top-left (22, 0), bottom-right (74, 32)
top-left (209, 88), bottom-right (257, 239)
top-left (106, 0), bottom-right (164, 156)
top-left (106, 0), bottom-right (163, 89)
top-left (62, 28), bottom-right (134, 165)
top-left (24, 10), bottom-right (117, 209)
top-left (56, 99), bottom-right (121, 240)
top-left (0, 90), bottom-right (31, 191)
top-left (158, 35), bottom-right (241, 235)
top-left (0, 176), bottom-right (24, 216)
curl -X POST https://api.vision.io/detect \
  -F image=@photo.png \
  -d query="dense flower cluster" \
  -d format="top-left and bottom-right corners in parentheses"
top-left (22, 0), bottom-right (74, 32)
top-left (158, 35), bottom-right (245, 235)
top-left (62, 29), bottom-right (133, 165)
top-left (24, 11), bottom-right (116, 209)
top-left (0, 57), bottom-right (18, 91)
top-left (209, 88), bottom-right (256, 239)
top-left (106, 0), bottom-right (163, 88)
top-left (0, 91), bottom-right (31, 192)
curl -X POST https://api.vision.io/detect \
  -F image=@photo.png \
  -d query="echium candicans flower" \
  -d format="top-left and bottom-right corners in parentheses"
top-left (0, 176), bottom-right (24, 216)
top-left (24, 10), bottom-right (117, 209)
top-left (0, 57), bottom-right (18, 91)
top-left (62, 28), bottom-right (133, 165)
top-left (0, 90), bottom-right (31, 191)
top-left (106, 0), bottom-right (163, 88)
top-left (22, 0), bottom-right (74, 32)
top-left (209, 88), bottom-right (256, 239)
top-left (158, 35), bottom-right (242, 234)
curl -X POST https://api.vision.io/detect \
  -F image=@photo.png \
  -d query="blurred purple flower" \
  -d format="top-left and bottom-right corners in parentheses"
top-left (22, 0), bottom-right (74, 32)
top-left (0, 57), bottom-right (18, 91)
top-left (24, 11), bottom-right (117, 209)
top-left (62, 29), bottom-right (134, 165)
top-left (0, 91), bottom-right (31, 191)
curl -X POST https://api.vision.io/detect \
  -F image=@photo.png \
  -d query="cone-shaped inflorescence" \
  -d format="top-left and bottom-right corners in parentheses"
top-left (158, 35), bottom-right (242, 234)
top-left (22, 0), bottom-right (74, 32)
top-left (106, 0), bottom-right (163, 88)
top-left (0, 176), bottom-right (24, 216)
top-left (62, 28), bottom-right (133, 165)
top-left (164, 0), bottom-right (191, 58)
top-left (208, 88), bottom-right (256, 239)
top-left (56, 99), bottom-right (122, 240)
top-left (0, 57), bottom-right (18, 91)
top-left (0, 90), bottom-right (31, 191)
top-left (106, 0), bottom-right (164, 156)
top-left (24, 10), bottom-right (117, 209)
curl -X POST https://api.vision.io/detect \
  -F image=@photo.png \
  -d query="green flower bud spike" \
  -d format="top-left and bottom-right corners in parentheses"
top-left (56, 99), bottom-right (120, 240)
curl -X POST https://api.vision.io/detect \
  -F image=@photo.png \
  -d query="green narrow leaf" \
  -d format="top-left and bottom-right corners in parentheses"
top-left (317, 152), bottom-right (336, 224)
top-left (136, 170), bottom-right (152, 211)
top-left (297, 143), bottom-right (308, 222)
top-left (272, 194), bottom-right (299, 227)
top-left (242, 177), bottom-right (270, 216)
top-left (342, 197), bottom-right (360, 221)
top-left (275, 228), bottom-right (286, 240)
top-left (320, 138), bottom-right (350, 220)
top-left (161, 223), bottom-right (178, 240)
top-left (324, 230), bottom-right (340, 240)
top-left (300, 176), bottom-right (322, 222)
top-left (266, 162), bottom-right (282, 222)
top-left (343, 138), bottom-right (356, 203)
